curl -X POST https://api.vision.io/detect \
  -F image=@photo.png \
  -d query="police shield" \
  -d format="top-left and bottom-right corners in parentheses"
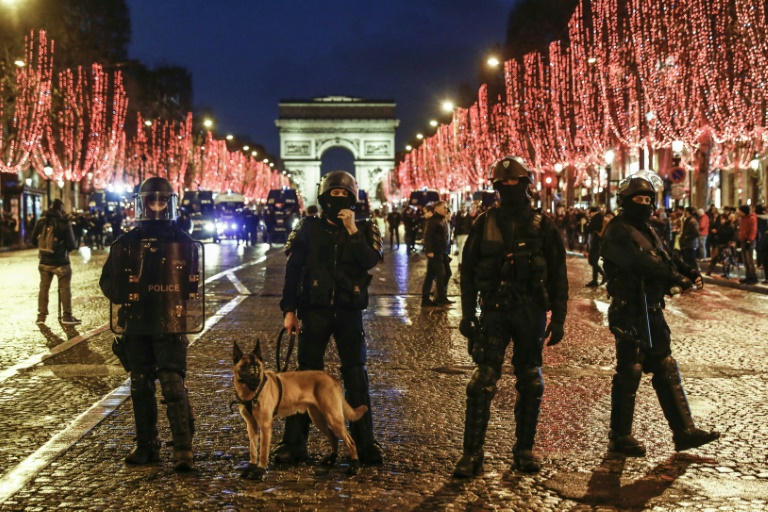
top-left (109, 240), bottom-right (205, 334)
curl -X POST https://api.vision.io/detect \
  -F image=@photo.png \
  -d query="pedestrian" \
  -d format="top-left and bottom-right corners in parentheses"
top-left (600, 170), bottom-right (719, 457)
top-left (453, 156), bottom-right (568, 477)
top-left (696, 208), bottom-right (709, 260)
top-left (31, 199), bottom-right (81, 325)
top-left (706, 212), bottom-right (737, 279)
top-left (421, 200), bottom-right (453, 307)
top-left (756, 205), bottom-right (768, 283)
top-left (737, 205), bottom-right (758, 284)
top-left (275, 170), bottom-right (384, 466)
top-left (679, 206), bottom-right (700, 271)
top-left (585, 206), bottom-right (605, 287)
top-left (386, 207), bottom-right (401, 249)
top-left (99, 177), bottom-right (198, 471)
top-left (454, 205), bottom-right (473, 267)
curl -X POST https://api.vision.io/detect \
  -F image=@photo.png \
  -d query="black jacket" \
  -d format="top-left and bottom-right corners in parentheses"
top-left (280, 215), bottom-right (382, 314)
top-left (422, 214), bottom-right (449, 255)
top-left (460, 206), bottom-right (568, 324)
top-left (601, 214), bottom-right (699, 303)
top-left (31, 208), bottom-right (77, 266)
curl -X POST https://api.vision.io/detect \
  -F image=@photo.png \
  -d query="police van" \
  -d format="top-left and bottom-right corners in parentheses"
top-left (214, 192), bottom-right (245, 239)
top-left (265, 188), bottom-right (302, 243)
top-left (181, 190), bottom-right (219, 242)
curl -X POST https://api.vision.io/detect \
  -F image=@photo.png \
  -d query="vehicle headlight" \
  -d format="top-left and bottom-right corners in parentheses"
top-left (204, 222), bottom-right (215, 232)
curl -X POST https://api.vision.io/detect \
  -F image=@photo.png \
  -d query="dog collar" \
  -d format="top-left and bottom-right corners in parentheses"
top-left (234, 372), bottom-right (283, 418)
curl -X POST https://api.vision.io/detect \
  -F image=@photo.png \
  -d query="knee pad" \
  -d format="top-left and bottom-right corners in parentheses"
top-left (516, 367), bottom-right (544, 399)
top-left (614, 363), bottom-right (642, 391)
top-left (130, 372), bottom-right (155, 396)
top-left (467, 364), bottom-right (499, 398)
top-left (158, 370), bottom-right (185, 403)
top-left (651, 356), bottom-right (680, 383)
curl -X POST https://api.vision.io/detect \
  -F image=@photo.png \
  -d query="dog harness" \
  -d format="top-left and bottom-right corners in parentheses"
top-left (234, 360), bottom-right (283, 417)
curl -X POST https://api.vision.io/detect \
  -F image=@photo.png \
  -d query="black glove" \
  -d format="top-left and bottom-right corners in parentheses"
top-left (544, 321), bottom-right (564, 346)
top-left (459, 316), bottom-right (478, 339)
top-left (670, 272), bottom-right (693, 294)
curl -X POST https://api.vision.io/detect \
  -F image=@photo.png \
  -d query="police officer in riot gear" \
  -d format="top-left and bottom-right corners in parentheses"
top-left (601, 170), bottom-right (719, 457)
top-left (453, 156), bottom-right (568, 477)
top-left (100, 176), bottom-right (199, 471)
top-left (275, 170), bottom-right (384, 465)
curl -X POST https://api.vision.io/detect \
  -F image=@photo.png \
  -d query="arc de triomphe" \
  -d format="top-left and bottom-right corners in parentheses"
top-left (275, 96), bottom-right (399, 207)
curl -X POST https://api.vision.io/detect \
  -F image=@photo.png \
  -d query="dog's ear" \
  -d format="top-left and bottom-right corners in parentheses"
top-left (234, 342), bottom-right (243, 364)
top-left (253, 338), bottom-right (263, 361)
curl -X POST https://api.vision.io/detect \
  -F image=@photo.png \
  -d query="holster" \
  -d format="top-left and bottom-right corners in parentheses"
top-left (112, 336), bottom-right (130, 372)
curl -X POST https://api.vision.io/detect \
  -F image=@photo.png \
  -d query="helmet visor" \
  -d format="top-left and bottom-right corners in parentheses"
top-left (617, 170), bottom-right (664, 196)
top-left (135, 192), bottom-right (178, 221)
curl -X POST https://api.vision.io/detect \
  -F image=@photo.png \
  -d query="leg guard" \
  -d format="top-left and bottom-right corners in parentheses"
top-left (608, 363), bottom-right (646, 456)
top-left (652, 356), bottom-right (720, 451)
top-left (342, 365), bottom-right (382, 464)
top-left (158, 371), bottom-right (194, 470)
top-left (453, 364), bottom-right (498, 478)
top-left (126, 372), bottom-right (160, 465)
top-left (513, 367), bottom-right (544, 473)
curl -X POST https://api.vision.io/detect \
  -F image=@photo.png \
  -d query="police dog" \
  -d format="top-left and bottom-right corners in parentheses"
top-left (233, 340), bottom-right (367, 480)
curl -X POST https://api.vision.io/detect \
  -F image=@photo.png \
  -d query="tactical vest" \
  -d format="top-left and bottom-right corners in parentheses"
top-left (474, 207), bottom-right (549, 308)
top-left (603, 218), bottom-right (671, 302)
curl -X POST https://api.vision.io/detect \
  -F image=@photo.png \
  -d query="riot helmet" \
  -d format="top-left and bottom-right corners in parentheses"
top-left (490, 156), bottom-right (535, 185)
top-left (134, 176), bottom-right (178, 222)
top-left (317, 171), bottom-right (358, 216)
top-left (489, 156), bottom-right (534, 209)
top-left (616, 170), bottom-right (663, 208)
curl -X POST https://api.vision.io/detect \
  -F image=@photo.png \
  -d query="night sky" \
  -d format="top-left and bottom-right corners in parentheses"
top-left (126, 0), bottom-right (516, 159)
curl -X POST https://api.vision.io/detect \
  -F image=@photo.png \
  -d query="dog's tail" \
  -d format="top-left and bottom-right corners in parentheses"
top-left (343, 401), bottom-right (368, 422)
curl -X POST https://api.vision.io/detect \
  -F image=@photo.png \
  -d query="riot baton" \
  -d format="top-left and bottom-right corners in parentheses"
top-left (640, 279), bottom-right (653, 350)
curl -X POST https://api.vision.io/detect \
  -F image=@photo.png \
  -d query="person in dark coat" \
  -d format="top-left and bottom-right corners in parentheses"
top-left (421, 201), bottom-right (453, 306)
top-left (601, 170), bottom-right (719, 458)
top-left (31, 199), bottom-right (80, 325)
top-left (678, 206), bottom-right (700, 271)
top-left (585, 207), bottom-right (605, 287)
top-left (274, 170), bottom-right (384, 466)
top-left (454, 156), bottom-right (568, 477)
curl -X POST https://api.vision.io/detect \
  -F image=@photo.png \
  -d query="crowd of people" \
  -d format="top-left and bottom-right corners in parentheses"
top-left (555, 203), bottom-right (768, 287)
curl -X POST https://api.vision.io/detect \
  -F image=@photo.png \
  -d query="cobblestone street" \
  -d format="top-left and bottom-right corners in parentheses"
top-left (1, 243), bottom-right (767, 511)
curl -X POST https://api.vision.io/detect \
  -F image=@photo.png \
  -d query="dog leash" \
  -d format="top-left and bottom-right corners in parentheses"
top-left (275, 328), bottom-right (296, 373)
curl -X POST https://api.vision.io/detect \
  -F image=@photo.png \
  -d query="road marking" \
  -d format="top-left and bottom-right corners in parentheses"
top-left (0, 290), bottom-right (249, 504)
top-left (0, 253), bottom-right (271, 386)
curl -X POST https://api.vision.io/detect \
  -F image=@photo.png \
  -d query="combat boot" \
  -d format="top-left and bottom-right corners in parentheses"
top-left (453, 371), bottom-right (494, 478)
top-left (673, 428), bottom-right (721, 452)
top-left (159, 372), bottom-right (195, 471)
top-left (343, 366), bottom-right (383, 465)
top-left (607, 364), bottom-right (645, 457)
top-left (126, 373), bottom-right (160, 465)
top-left (273, 413), bottom-right (310, 463)
top-left (512, 367), bottom-right (544, 473)
top-left (512, 445), bottom-right (541, 473)
top-left (652, 356), bottom-right (720, 453)
top-left (608, 433), bottom-right (646, 457)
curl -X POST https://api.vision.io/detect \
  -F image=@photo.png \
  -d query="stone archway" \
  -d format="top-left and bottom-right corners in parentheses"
top-left (275, 96), bottom-right (399, 207)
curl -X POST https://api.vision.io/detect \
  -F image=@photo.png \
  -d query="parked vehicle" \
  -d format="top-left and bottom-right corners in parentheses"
top-left (408, 188), bottom-right (440, 210)
top-left (214, 192), bottom-right (246, 239)
top-left (181, 190), bottom-right (219, 242)
top-left (265, 188), bottom-right (302, 243)
top-left (473, 190), bottom-right (498, 208)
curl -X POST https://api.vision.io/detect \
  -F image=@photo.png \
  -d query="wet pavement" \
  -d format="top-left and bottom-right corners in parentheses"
top-left (1, 240), bottom-right (768, 511)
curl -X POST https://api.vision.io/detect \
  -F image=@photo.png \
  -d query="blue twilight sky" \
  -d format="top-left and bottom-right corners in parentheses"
top-left (126, 0), bottom-right (516, 159)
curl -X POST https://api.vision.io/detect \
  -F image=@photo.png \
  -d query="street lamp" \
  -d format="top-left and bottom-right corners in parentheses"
top-left (43, 163), bottom-right (53, 205)
top-left (203, 118), bottom-right (213, 129)
top-left (487, 56), bottom-right (500, 68)
top-left (672, 140), bottom-right (685, 154)
top-left (441, 100), bottom-right (455, 113)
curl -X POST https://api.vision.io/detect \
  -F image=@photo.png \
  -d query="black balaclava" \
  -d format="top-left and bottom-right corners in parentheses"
top-left (496, 182), bottom-right (531, 211)
top-left (322, 194), bottom-right (354, 222)
top-left (622, 193), bottom-right (654, 223)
